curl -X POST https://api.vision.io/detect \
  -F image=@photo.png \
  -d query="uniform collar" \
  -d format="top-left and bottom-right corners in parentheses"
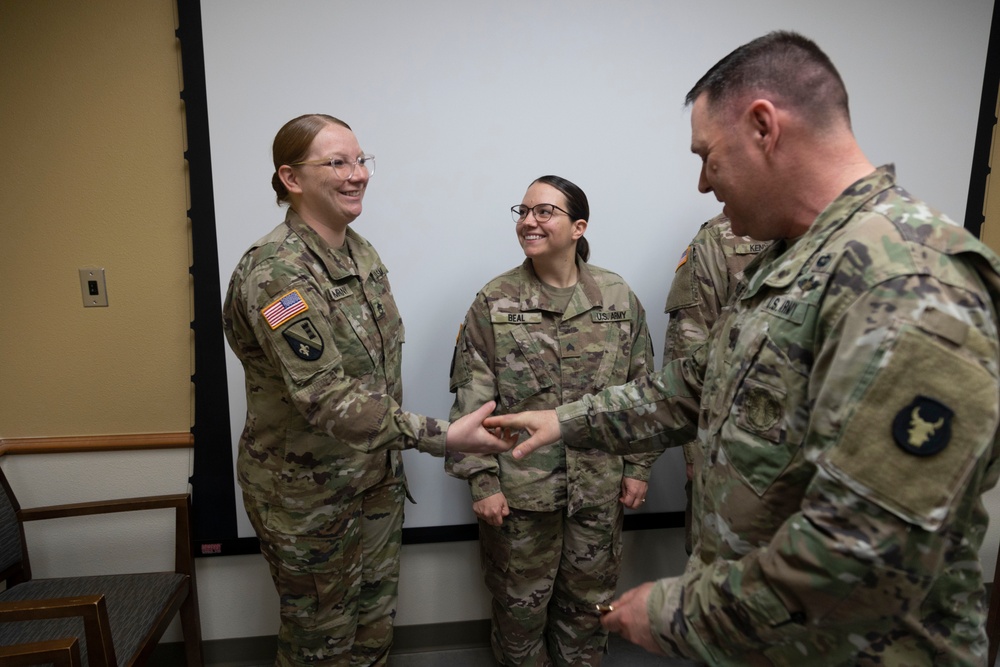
top-left (744, 165), bottom-right (897, 298)
top-left (516, 257), bottom-right (603, 317)
top-left (284, 209), bottom-right (381, 281)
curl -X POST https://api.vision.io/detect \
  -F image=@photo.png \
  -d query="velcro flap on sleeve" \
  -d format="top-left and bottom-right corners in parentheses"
top-left (821, 324), bottom-right (998, 530)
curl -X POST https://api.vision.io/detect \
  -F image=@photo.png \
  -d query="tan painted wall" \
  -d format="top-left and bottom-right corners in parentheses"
top-left (0, 0), bottom-right (191, 437)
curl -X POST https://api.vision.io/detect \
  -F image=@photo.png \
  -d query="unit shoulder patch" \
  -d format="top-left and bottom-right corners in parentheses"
top-left (281, 318), bottom-right (324, 361)
top-left (892, 396), bottom-right (953, 457)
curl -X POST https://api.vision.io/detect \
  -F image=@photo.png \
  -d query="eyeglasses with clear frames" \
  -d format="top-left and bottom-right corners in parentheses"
top-left (511, 203), bottom-right (570, 224)
top-left (289, 154), bottom-right (376, 180)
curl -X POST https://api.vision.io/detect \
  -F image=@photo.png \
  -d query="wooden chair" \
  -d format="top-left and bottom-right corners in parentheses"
top-left (0, 467), bottom-right (203, 666)
top-left (0, 636), bottom-right (82, 666)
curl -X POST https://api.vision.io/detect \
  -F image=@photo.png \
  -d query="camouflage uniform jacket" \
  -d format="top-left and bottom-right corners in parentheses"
top-left (447, 258), bottom-right (658, 515)
top-left (556, 167), bottom-right (1000, 664)
top-left (664, 213), bottom-right (771, 468)
top-left (223, 209), bottom-right (448, 513)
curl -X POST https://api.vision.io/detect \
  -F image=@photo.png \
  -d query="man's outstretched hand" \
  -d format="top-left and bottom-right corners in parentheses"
top-left (483, 409), bottom-right (560, 459)
top-left (446, 401), bottom-right (518, 455)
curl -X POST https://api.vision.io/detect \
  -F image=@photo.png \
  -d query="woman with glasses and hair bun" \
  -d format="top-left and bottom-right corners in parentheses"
top-left (223, 114), bottom-right (510, 667)
top-left (446, 174), bottom-right (659, 666)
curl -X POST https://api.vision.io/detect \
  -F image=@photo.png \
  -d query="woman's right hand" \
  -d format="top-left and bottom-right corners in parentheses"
top-left (473, 492), bottom-right (510, 526)
top-left (447, 401), bottom-right (517, 454)
top-left (484, 410), bottom-right (561, 459)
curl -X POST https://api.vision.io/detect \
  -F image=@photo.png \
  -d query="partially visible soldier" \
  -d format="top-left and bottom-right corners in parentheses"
top-left (486, 31), bottom-right (1000, 665)
top-left (663, 214), bottom-right (770, 554)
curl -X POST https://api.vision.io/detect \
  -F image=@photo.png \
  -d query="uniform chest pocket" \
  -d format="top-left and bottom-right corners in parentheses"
top-left (329, 297), bottom-right (379, 378)
top-left (495, 326), bottom-right (555, 410)
top-left (720, 334), bottom-right (809, 497)
top-left (589, 321), bottom-right (632, 390)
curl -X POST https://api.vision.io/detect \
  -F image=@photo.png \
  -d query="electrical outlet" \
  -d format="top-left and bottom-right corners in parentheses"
top-left (79, 267), bottom-right (108, 307)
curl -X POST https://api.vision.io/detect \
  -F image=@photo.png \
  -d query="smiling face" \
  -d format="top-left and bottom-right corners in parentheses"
top-left (280, 123), bottom-right (369, 235)
top-left (516, 182), bottom-right (586, 265)
top-left (690, 93), bottom-right (773, 239)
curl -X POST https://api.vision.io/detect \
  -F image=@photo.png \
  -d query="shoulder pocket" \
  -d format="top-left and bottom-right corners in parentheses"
top-left (821, 323), bottom-right (999, 530)
top-left (665, 246), bottom-right (700, 313)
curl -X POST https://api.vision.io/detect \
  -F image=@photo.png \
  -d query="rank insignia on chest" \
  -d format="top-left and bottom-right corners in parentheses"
top-left (262, 289), bottom-right (309, 329)
top-left (281, 318), bottom-right (324, 361)
top-left (892, 396), bottom-right (953, 456)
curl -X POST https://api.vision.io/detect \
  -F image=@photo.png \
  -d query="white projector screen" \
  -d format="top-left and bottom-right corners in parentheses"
top-left (198, 0), bottom-right (995, 538)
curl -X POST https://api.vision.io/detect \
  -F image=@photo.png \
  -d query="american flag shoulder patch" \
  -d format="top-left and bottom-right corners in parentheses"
top-left (262, 289), bottom-right (309, 329)
top-left (675, 245), bottom-right (690, 272)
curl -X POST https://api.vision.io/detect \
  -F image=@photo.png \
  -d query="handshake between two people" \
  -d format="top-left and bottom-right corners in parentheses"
top-left (443, 402), bottom-right (560, 459)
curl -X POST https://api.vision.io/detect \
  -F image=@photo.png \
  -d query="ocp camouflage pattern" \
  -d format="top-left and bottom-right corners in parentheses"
top-left (224, 209), bottom-right (448, 515)
top-left (556, 167), bottom-right (1000, 665)
top-left (446, 258), bottom-right (658, 514)
top-left (664, 213), bottom-right (771, 552)
top-left (447, 257), bottom-right (658, 666)
top-left (223, 209), bottom-right (448, 663)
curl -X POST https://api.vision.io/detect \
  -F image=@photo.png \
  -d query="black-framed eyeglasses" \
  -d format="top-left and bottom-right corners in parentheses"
top-left (511, 203), bottom-right (570, 223)
top-left (289, 154), bottom-right (375, 180)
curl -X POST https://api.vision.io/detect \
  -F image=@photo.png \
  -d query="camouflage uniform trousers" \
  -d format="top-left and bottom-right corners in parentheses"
top-left (479, 498), bottom-right (623, 667)
top-left (243, 471), bottom-right (405, 666)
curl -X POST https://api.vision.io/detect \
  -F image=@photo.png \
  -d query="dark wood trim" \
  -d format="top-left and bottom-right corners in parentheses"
top-left (0, 433), bottom-right (194, 456)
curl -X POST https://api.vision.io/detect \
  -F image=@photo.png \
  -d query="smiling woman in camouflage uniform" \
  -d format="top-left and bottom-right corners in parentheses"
top-left (446, 175), bottom-right (659, 666)
top-left (222, 114), bottom-right (509, 667)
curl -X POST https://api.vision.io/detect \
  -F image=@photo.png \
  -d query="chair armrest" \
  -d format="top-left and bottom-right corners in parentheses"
top-left (18, 494), bottom-right (195, 576)
top-left (0, 595), bottom-right (116, 666)
top-left (0, 636), bottom-right (83, 667)
top-left (18, 493), bottom-right (188, 521)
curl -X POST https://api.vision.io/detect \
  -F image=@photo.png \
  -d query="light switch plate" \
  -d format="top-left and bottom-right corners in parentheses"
top-left (79, 267), bottom-right (108, 307)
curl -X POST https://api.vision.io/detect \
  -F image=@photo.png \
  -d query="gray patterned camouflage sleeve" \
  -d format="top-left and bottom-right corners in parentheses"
top-left (446, 292), bottom-right (503, 500)
top-left (555, 356), bottom-right (702, 455)
top-left (621, 289), bottom-right (659, 480)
